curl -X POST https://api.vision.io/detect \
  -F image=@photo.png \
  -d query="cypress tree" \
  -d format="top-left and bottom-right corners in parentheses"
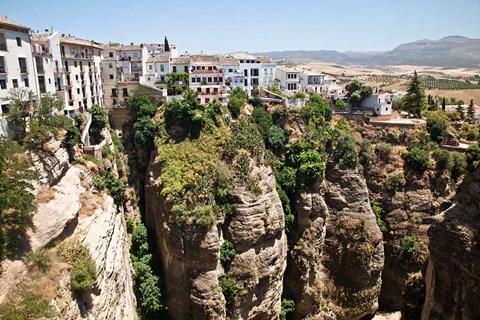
top-left (403, 71), bottom-right (426, 118)
top-left (164, 36), bottom-right (170, 52)
top-left (467, 99), bottom-right (476, 123)
top-left (441, 97), bottom-right (446, 111)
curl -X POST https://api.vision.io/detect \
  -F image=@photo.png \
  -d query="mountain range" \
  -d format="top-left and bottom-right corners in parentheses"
top-left (255, 36), bottom-right (480, 67)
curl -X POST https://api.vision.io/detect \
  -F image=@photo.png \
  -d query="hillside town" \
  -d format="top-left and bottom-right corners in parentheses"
top-left (0, 16), bottom-right (409, 132)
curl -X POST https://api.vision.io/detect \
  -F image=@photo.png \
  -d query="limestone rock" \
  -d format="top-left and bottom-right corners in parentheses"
top-left (29, 140), bottom-right (69, 186)
top-left (285, 163), bottom-right (384, 320)
top-left (422, 167), bottom-right (480, 320)
top-left (30, 166), bottom-right (85, 249)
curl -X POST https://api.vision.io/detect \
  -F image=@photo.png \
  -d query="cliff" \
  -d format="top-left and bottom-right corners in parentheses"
top-left (144, 148), bottom-right (288, 320)
top-left (285, 162), bottom-right (384, 320)
top-left (422, 166), bottom-right (480, 320)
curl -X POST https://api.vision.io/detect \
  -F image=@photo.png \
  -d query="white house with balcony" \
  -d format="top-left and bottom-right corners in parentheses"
top-left (299, 69), bottom-right (326, 93)
top-left (189, 55), bottom-right (228, 104)
top-left (30, 31), bottom-right (58, 96)
top-left (276, 66), bottom-right (300, 93)
top-left (0, 17), bottom-right (38, 117)
top-left (220, 57), bottom-right (243, 90)
top-left (361, 93), bottom-right (393, 116)
top-left (228, 53), bottom-right (275, 96)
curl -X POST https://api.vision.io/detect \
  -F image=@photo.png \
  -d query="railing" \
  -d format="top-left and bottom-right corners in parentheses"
top-left (33, 47), bottom-right (51, 55)
top-left (20, 67), bottom-right (28, 73)
top-left (0, 43), bottom-right (7, 51)
top-left (190, 68), bottom-right (223, 74)
top-left (37, 67), bottom-right (45, 73)
top-left (0, 66), bottom-right (6, 73)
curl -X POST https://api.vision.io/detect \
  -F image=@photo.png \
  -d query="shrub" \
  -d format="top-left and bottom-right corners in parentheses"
top-left (359, 139), bottom-right (374, 169)
top-left (401, 234), bottom-right (422, 257)
top-left (280, 299), bottom-right (295, 320)
top-left (293, 91), bottom-right (306, 99)
top-left (133, 117), bottom-right (158, 149)
top-left (267, 125), bottom-right (287, 150)
top-left (427, 115), bottom-right (449, 143)
top-left (370, 197), bottom-right (386, 232)
top-left (450, 152), bottom-right (467, 180)
top-left (375, 142), bottom-right (393, 160)
top-left (333, 132), bottom-right (358, 169)
top-left (58, 241), bottom-right (96, 293)
top-left (385, 175), bottom-right (403, 194)
top-left (219, 275), bottom-right (237, 307)
top-left (89, 105), bottom-right (109, 144)
top-left (64, 122), bottom-right (81, 148)
top-left (93, 172), bottom-right (125, 206)
top-left (466, 143), bottom-right (480, 171)
top-left (405, 147), bottom-right (429, 171)
top-left (252, 106), bottom-right (273, 140)
top-left (276, 165), bottom-right (297, 196)
top-left (0, 291), bottom-right (55, 319)
top-left (433, 149), bottom-right (453, 172)
top-left (27, 248), bottom-right (51, 273)
top-left (220, 240), bottom-right (236, 269)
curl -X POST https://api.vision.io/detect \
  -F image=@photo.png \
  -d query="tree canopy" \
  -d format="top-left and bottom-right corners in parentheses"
top-left (345, 79), bottom-right (373, 108)
top-left (401, 71), bottom-right (426, 118)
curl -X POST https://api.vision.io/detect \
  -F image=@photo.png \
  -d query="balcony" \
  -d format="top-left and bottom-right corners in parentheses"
top-left (0, 43), bottom-right (7, 51)
top-left (37, 66), bottom-right (45, 74)
top-left (20, 67), bottom-right (28, 74)
top-left (67, 81), bottom-right (73, 88)
top-left (191, 68), bottom-right (223, 74)
top-left (80, 69), bottom-right (85, 74)
top-left (33, 46), bottom-right (51, 55)
top-left (0, 66), bottom-right (6, 74)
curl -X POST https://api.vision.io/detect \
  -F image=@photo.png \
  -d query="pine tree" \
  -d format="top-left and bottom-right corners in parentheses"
top-left (441, 97), bottom-right (446, 111)
top-left (467, 99), bottom-right (476, 123)
top-left (402, 71), bottom-right (426, 118)
top-left (164, 36), bottom-right (170, 52)
top-left (456, 102), bottom-right (465, 120)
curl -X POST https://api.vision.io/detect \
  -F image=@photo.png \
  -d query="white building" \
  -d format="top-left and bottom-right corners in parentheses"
top-left (298, 69), bottom-right (326, 93)
top-left (220, 56), bottom-right (243, 90)
top-left (361, 93), bottom-right (393, 116)
top-left (59, 35), bottom-right (104, 116)
top-left (189, 55), bottom-right (228, 104)
top-left (276, 66), bottom-right (300, 93)
top-left (0, 17), bottom-right (38, 115)
top-left (30, 31), bottom-right (59, 96)
top-left (144, 54), bottom-right (170, 88)
top-left (228, 53), bottom-right (276, 96)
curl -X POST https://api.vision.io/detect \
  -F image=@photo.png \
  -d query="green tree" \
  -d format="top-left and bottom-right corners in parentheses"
top-left (0, 138), bottom-right (35, 257)
top-left (335, 99), bottom-right (346, 109)
top-left (333, 132), bottom-right (358, 169)
top-left (3, 89), bottom-right (33, 141)
top-left (402, 71), bottom-right (426, 118)
top-left (456, 102), bottom-right (465, 120)
top-left (426, 115), bottom-right (449, 143)
top-left (165, 72), bottom-right (189, 96)
top-left (128, 86), bottom-right (153, 118)
top-left (249, 86), bottom-right (262, 107)
top-left (405, 147), bottom-right (429, 171)
top-left (133, 117), bottom-right (158, 149)
top-left (89, 104), bottom-right (109, 144)
top-left (345, 79), bottom-right (373, 108)
top-left (466, 143), bottom-right (480, 171)
top-left (467, 99), bottom-right (476, 123)
top-left (228, 87), bottom-right (247, 118)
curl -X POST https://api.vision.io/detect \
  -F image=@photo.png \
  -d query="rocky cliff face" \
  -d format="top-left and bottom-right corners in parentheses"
top-left (145, 150), bottom-right (287, 320)
top-left (422, 166), bottom-right (480, 320)
top-left (285, 163), bottom-right (384, 320)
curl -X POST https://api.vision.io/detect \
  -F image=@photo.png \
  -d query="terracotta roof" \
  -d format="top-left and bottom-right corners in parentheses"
top-left (61, 36), bottom-right (103, 49)
top-left (147, 55), bottom-right (170, 63)
top-left (277, 65), bottom-right (299, 73)
top-left (219, 57), bottom-right (238, 66)
top-left (0, 17), bottom-right (29, 30)
top-left (30, 32), bottom-right (53, 42)
top-left (190, 55), bottom-right (221, 63)
top-left (171, 56), bottom-right (190, 64)
top-left (257, 56), bottom-right (274, 64)
top-left (104, 44), bottom-right (142, 51)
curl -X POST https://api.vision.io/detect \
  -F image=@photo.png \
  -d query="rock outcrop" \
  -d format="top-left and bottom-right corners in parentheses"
top-left (422, 166), bottom-right (480, 320)
top-left (145, 150), bottom-right (287, 320)
top-left (30, 140), bottom-right (70, 186)
top-left (60, 195), bottom-right (137, 320)
top-left (285, 163), bottom-right (384, 320)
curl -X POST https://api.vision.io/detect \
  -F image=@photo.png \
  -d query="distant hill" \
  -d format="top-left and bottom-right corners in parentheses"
top-left (255, 36), bottom-right (480, 67)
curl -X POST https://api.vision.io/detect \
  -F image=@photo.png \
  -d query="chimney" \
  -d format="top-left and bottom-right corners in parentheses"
top-left (130, 42), bottom-right (134, 46)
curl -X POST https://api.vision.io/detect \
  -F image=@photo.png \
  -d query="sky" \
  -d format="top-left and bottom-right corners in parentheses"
top-left (2, 0), bottom-right (479, 54)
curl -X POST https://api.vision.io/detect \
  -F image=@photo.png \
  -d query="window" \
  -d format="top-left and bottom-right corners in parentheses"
top-left (0, 79), bottom-right (6, 89)
top-left (24, 78), bottom-right (29, 87)
top-left (74, 61), bottom-right (77, 68)
top-left (75, 75), bottom-right (79, 80)
top-left (109, 52), bottom-right (113, 58)
top-left (12, 79), bottom-right (18, 88)
top-left (48, 78), bottom-right (51, 84)
top-left (77, 88), bottom-right (80, 94)
top-left (109, 74), bottom-right (114, 79)
top-left (109, 63), bottom-right (113, 69)
top-left (149, 64), bottom-right (153, 70)
top-left (1, 104), bottom-right (9, 113)
top-left (229, 69), bottom-right (233, 73)
top-left (160, 64), bottom-right (164, 72)
top-left (184, 66), bottom-right (188, 72)
top-left (173, 66), bottom-right (177, 72)
top-left (147, 77), bottom-right (151, 81)
top-left (18, 58), bottom-right (27, 73)
top-left (251, 69), bottom-right (259, 76)
top-left (16, 37), bottom-right (21, 46)
top-left (251, 78), bottom-right (259, 86)
top-left (123, 88), bottom-right (128, 97)
top-left (112, 88), bottom-right (118, 97)
top-left (244, 70), bottom-right (248, 76)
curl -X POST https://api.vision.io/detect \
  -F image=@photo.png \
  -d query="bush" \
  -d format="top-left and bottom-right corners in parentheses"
top-left (427, 115), bottom-right (449, 143)
top-left (433, 149), bottom-right (453, 172)
top-left (375, 142), bottom-right (393, 160)
top-left (466, 143), bottom-right (480, 171)
top-left (450, 152), bottom-right (467, 180)
top-left (93, 172), bottom-right (125, 206)
top-left (27, 248), bottom-right (51, 273)
top-left (280, 299), bottom-right (295, 320)
top-left (0, 291), bottom-right (55, 319)
top-left (89, 105), bottom-right (109, 144)
top-left (276, 165), bottom-right (297, 196)
top-left (267, 125), bottom-right (287, 150)
top-left (359, 139), bottom-right (374, 169)
top-left (401, 234), bottom-right (422, 257)
top-left (133, 117), bottom-right (158, 149)
top-left (405, 147), bottom-right (429, 171)
top-left (370, 197), bottom-right (386, 232)
top-left (220, 240), bottom-right (236, 269)
top-left (219, 275), bottom-right (237, 307)
top-left (385, 175), bottom-right (403, 193)
top-left (64, 122), bottom-right (81, 148)
top-left (333, 133), bottom-right (358, 169)
top-left (58, 241), bottom-right (97, 293)
top-left (252, 106), bottom-right (273, 140)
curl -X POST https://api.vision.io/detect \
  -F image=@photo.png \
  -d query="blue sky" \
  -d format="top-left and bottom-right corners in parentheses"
top-left (2, 0), bottom-right (479, 54)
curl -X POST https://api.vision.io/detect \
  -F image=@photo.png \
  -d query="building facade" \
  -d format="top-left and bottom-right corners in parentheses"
top-left (276, 66), bottom-right (300, 93)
